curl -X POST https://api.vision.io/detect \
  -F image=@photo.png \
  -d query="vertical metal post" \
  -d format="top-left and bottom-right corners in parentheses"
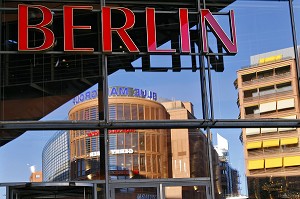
top-left (206, 185), bottom-right (211, 199)
top-left (84, 187), bottom-right (86, 199)
top-left (207, 58), bottom-right (214, 120)
top-left (0, 0), bottom-right (2, 121)
top-left (289, 0), bottom-right (300, 92)
top-left (99, 0), bottom-right (110, 198)
top-left (159, 183), bottom-right (165, 199)
top-left (197, 0), bottom-right (215, 198)
top-left (93, 183), bottom-right (97, 199)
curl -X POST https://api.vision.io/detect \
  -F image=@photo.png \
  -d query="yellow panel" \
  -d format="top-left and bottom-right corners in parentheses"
top-left (284, 156), bottom-right (300, 167)
top-left (265, 158), bottom-right (282, 168)
top-left (247, 141), bottom-right (262, 149)
top-left (259, 58), bottom-right (265, 64)
top-left (263, 139), bottom-right (279, 148)
top-left (275, 54), bottom-right (283, 60)
top-left (264, 56), bottom-right (276, 63)
top-left (281, 137), bottom-right (298, 145)
top-left (248, 159), bottom-right (264, 170)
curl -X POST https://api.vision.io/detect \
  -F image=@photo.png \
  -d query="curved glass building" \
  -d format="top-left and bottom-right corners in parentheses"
top-left (42, 130), bottom-right (70, 182)
top-left (68, 87), bottom-right (171, 180)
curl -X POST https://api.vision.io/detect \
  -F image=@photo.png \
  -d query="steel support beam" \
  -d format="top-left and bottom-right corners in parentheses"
top-left (1, 119), bottom-right (300, 130)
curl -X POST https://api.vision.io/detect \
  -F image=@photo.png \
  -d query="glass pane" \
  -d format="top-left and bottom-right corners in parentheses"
top-left (114, 187), bottom-right (157, 199)
top-left (108, 128), bottom-right (210, 180)
top-left (0, 1), bottom-right (298, 198)
top-left (165, 186), bottom-right (207, 199)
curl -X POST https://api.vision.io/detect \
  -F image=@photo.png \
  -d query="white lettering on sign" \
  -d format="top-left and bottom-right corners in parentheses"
top-left (110, 149), bottom-right (134, 155)
top-left (90, 151), bottom-right (100, 157)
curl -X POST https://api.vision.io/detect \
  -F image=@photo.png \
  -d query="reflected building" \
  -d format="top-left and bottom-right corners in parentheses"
top-left (236, 47), bottom-right (300, 198)
top-left (69, 87), bottom-right (170, 180)
top-left (29, 171), bottom-right (43, 182)
top-left (42, 86), bottom-right (221, 198)
top-left (214, 133), bottom-right (240, 198)
top-left (42, 131), bottom-right (70, 182)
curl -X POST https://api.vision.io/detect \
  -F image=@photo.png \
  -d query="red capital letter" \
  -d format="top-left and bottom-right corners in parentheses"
top-left (200, 9), bottom-right (237, 54)
top-left (179, 8), bottom-right (191, 53)
top-left (146, 8), bottom-right (176, 53)
top-left (18, 4), bottom-right (54, 51)
top-left (64, 6), bottom-right (94, 52)
top-left (102, 7), bottom-right (139, 53)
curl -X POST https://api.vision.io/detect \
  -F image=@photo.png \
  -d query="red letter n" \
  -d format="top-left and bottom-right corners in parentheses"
top-left (200, 9), bottom-right (237, 55)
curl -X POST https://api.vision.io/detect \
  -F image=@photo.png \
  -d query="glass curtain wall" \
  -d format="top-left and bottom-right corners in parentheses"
top-left (1, 0), bottom-right (300, 199)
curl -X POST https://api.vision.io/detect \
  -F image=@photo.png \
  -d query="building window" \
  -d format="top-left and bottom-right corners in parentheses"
top-left (117, 104), bottom-right (123, 120)
top-left (124, 104), bottom-right (131, 120)
top-left (131, 104), bottom-right (138, 120)
top-left (138, 105), bottom-right (144, 120)
top-left (275, 65), bottom-right (290, 75)
top-left (118, 134), bottom-right (124, 148)
top-left (139, 133), bottom-right (145, 150)
top-left (146, 135), bottom-right (151, 151)
top-left (125, 133), bottom-right (131, 148)
top-left (145, 106), bottom-right (150, 120)
top-left (132, 133), bottom-right (138, 152)
top-left (140, 154), bottom-right (145, 171)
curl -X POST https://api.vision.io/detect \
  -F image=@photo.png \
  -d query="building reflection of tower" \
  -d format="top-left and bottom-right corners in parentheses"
top-left (68, 87), bottom-right (171, 180)
top-left (214, 133), bottom-right (240, 198)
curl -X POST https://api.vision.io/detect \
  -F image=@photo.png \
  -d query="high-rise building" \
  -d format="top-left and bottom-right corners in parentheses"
top-left (214, 133), bottom-right (240, 198)
top-left (236, 47), bottom-right (300, 198)
top-left (42, 130), bottom-right (70, 182)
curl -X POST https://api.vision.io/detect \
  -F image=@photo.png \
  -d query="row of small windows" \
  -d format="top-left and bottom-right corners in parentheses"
top-left (243, 82), bottom-right (292, 99)
top-left (72, 131), bottom-right (165, 157)
top-left (242, 65), bottom-right (291, 83)
top-left (69, 103), bottom-right (167, 121)
top-left (72, 153), bottom-right (165, 179)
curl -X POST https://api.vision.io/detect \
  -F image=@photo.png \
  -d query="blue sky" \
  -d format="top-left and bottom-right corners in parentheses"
top-left (1, 0), bottom-right (300, 197)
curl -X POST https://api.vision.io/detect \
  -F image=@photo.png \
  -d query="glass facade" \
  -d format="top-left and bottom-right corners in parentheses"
top-left (69, 97), bottom-right (171, 180)
top-left (42, 130), bottom-right (70, 182)
top-left (4, 0), bottom-right (300, 199)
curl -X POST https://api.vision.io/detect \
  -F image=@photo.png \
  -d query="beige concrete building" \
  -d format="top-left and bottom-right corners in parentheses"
top-left (161, 100), bottom-right (221, 199)
top-left (236, 48), bottom-right (300, 198)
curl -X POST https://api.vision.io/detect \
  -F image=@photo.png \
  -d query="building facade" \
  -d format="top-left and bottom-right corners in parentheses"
top-left (236, 48), bottom-right (300, 198)
top-left (215, 133), bottom-right (240, 198)
top-left (42, 130), bottom-right (70, 182)
top-left (69, 91), bottom-right (170, 180)
top-left (40, 86), bottom-right (224, 197)
top-left (29, 171), bottom-right (43, 182)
